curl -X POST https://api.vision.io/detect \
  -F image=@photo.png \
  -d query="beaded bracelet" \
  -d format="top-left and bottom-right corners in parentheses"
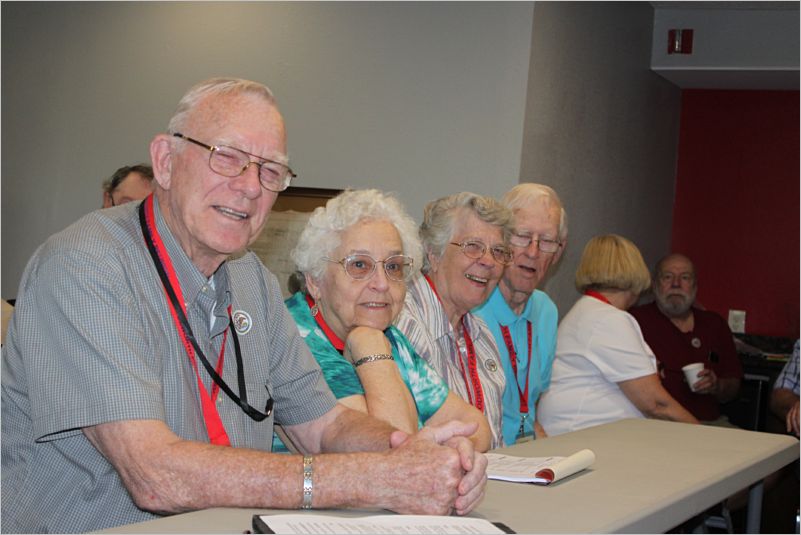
top-left (301, 455), bottom-right (313, 509)
top-left (353, 353), bottom-right (394, 368)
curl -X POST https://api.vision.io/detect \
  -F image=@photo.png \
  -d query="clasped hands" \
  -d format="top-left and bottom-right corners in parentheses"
top-left (388, 420), bottom-right (488, 516)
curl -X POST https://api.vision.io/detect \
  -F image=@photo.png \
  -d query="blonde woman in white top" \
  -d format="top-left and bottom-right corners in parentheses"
top-left (538, 234), bottom-right (699, 435)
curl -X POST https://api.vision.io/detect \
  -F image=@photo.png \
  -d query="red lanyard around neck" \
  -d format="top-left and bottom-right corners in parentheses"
top-left (458, 318), bottom-right (485, 412)
top-left (500, 322), bottom-right (532, 413)
top-left (141, 196), bottom-right (231, 446)
top-left (306, 294), bottom-right (345, 351)
top-left (585, 289), bottom-right (611, 305)
top-left (424, 274), bottom-right (485, 412)
top-left (423, 273), bottom-right (442, 301)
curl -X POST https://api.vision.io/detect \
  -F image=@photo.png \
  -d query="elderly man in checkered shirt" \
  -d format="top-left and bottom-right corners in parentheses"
top-left (1, 78), bottom-right (487, 533)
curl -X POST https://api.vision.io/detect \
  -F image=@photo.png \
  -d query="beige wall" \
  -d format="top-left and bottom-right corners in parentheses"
top-left (1, 1), bottom-right (533, 298)
top-left (2, 2), bottom-right (680, 319)
top-left (521, 1), bottom-right (681, 316)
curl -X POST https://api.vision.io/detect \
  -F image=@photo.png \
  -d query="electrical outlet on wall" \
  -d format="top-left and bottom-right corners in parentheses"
top-left (728, 310), bottom-right (746, 333)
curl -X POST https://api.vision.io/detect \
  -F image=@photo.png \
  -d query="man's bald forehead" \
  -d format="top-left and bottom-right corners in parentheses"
top-left (186, 92), bottom-right (283, 131)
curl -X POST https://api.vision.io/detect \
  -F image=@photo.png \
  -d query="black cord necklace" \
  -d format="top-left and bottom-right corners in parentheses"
top-left (138, 200), bottom-right (272, 422)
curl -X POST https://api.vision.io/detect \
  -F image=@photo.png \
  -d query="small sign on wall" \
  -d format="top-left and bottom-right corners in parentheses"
top-left (728, 309), bottom-right (746, 334)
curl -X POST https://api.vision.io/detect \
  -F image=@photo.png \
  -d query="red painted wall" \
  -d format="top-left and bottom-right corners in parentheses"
top-left (672, 90), bottom-right (799, 337)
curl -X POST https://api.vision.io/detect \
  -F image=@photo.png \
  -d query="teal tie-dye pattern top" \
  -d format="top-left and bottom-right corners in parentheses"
top-left (272, 292), bottom-right (450, 452)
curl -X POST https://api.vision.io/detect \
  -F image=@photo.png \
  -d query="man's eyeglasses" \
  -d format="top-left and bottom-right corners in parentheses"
top-left (509, 233), bottom-right (562, 253)
top-left (173, 133), bottom-right (296, 192)
top-left (449, 241), bottom-right (513, 265)
top-left (324, 254), bottom-right (414, 282)
top-left (658, 272), bottom-right (695, 285)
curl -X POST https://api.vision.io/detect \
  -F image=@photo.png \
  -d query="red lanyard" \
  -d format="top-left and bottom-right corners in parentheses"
top-left (142, 196), bottom-right (231, 446)
top-left (424, 275), bottom-right (485, 412)
top-left (500, 322), bottom-right (532, 413)
top-left (458, 318), bottom-right (485, 412)
top-left (585, 289), bottom-right (611, 305)
top-left (306, 294), bottom-right (345, 351)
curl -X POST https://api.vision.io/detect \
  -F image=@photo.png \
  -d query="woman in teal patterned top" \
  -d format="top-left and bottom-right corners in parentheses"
top-left (274, 189), bottom-right (490, 453)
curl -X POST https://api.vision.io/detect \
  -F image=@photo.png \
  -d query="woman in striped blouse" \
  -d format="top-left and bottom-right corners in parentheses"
top-left (395, 192), bottom-right (513, 448)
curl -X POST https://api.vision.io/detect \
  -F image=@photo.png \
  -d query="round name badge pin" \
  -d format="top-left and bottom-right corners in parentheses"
top-left (232, 310), bottom-right (252, 335)
top-left (691, 337), bottom-right (701, 348)
top-left (485, 359), bottom-right (498, 372)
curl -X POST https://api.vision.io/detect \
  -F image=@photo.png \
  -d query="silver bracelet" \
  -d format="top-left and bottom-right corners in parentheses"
top-left (301, 455), bottom-right (313, 509)
top-left (353, 353), bottom-right (394, 368)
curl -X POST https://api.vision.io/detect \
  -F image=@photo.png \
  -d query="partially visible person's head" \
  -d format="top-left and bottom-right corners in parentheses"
top-left (500, 183), bottom-right (567, 302)
top-left (293, 189), bottom-right (421, 338)
top-left (102, 164), bottom-right (154, 208)
top-left (653, 253), bottom-right (697, 318)
top-left (420, 192), bottom-right (513, 320)
top-left (575, 234), bottom-right (651, 299)
top-left (149, 78), bottom-right (291, 275)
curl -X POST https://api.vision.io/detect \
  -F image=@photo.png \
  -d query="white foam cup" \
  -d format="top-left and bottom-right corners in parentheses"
top-left (682, 362), bottom-right (704, 392)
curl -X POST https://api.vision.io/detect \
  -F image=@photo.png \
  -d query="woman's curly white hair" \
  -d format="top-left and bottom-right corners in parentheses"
top-left (291, 189), bottom-right (423, 284)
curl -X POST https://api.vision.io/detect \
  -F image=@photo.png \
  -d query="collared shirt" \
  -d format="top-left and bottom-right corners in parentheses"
top-left (774, 340), bottom-right (800, 396)
top-left (1, 198), bottom-right (336, 533)
top-left (395, 274), bottom-right (506, 448)
top-left (474, 286), bottom-right (557, 445)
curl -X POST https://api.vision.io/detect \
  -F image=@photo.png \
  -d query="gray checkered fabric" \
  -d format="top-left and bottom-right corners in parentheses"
top-left (1, 198), bottom-right (336, 533)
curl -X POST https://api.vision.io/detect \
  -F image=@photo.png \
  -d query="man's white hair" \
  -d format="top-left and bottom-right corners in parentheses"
top-left (167, 78), bottom-right (277, 134)
top-left (502, 183), bottom-right (568, 242)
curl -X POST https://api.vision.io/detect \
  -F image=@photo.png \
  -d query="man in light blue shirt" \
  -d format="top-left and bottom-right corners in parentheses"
top-left (475, 184), bottom-right (567, 444)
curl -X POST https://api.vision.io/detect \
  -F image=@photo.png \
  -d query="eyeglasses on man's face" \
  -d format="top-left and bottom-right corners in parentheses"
top-left (449, 240), bottom-right (513, 265)
top-left (324, 254), bottom-right (414, 282)
top-left (508, 233), bottom-right (562, 253)
top-left (658, 272), bottom-right (695, 285)
top-left (173, 133), bottom-right (296, 193)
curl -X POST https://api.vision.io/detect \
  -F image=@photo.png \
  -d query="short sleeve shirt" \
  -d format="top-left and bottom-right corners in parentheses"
top-left (474, 286), bottom-right (558, 445)
top-left (537, 296), bottom-right (657, 436)
top-left (395, 274), bottom-right (506, 448)
top-left (1, 198), bottom-right (336, 533)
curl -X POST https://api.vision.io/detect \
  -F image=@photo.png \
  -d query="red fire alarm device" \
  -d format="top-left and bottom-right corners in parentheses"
top-left (667, 29), bottom-right (694, 54)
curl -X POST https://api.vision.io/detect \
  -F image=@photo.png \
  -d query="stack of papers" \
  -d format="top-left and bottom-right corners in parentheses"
top-left (252, 514), bottom-right (514, 534)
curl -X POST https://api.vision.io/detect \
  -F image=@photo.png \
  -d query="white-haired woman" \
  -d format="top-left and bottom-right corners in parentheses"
top-left (395, 192), bottom-right (513, 448)
top-left (275, 189), bottom-right (491, 453)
